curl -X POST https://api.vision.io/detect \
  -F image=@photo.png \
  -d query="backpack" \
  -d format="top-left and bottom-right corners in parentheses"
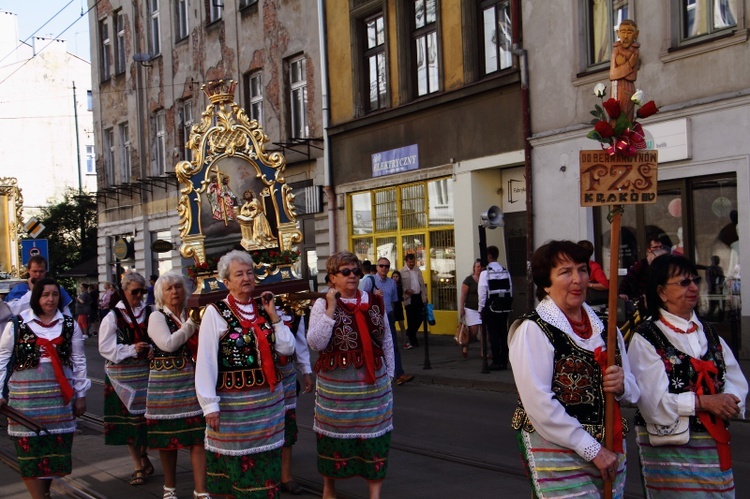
top-left (487, 265), bottom-right (513, 313)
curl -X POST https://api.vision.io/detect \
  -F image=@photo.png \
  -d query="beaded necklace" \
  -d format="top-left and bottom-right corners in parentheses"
top-left (564, 311), bottom-right (593, 339)
top-left (227, 294), bottom-right (257, 328)
top-left (660, 315), bottom-right (698, 334)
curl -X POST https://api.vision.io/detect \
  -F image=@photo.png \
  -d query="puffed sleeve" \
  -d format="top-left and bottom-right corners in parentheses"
top-left (717, 337), bottom-right (748, 418)
top-left (272, 320), bottom-right (295, 356)
top-left (195, 305), bottom-right (225, 416)
top-left (147, 311), bottom-right (196, 352)
top-left (294, 320), bottom-right (312, 375)
top-left (98, 307), bottom-right (137, 363)
top-left (307, 298), bottom-right (335, 351)
top-left (381, 310), bottom-right (395, 378)
top-left (70, 319), bottom-right (91, 397)
top-left (509, 319), bottom-right (603, 461)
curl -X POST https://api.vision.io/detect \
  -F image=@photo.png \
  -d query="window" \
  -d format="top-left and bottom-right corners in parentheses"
top-left (209, 0), bottom-right (222, 23)
top-left (114, 10), bottom-right (126, 74)
top-left (680, 0), bottom-right (737, 41)
top-left (585, 0), bottom-right (629, 68)
top-left (99, 19), bottom-right (111, 81)
top-left (85, 145), bottom-right (96, 174)
top-left (412, 0), bottom-right (439, 96)
top-left (239, 0), bottom-right (258, 8)
top-left (154, 110), bottom-right (166, 175)
top-left (118, 122), bottom-right (131, 183)
top-left (103, 128), bottom-right (115, 185)
top-left (178, 100), bottom-right (193, 161)
top-left (86, 90), bottom-right (93, 111)
top-left (176, 0), bottom-right (189, 40)
top-left (149, 0), bottom-right (161, 55)
top-left (289, 56), bottom-right (308, 138)
top-left (245, 72), bottom-right (263, 124)
top-left (480, 0), bottom-right (512, 75)
top-left (363, 13), bottom-right (387, 112)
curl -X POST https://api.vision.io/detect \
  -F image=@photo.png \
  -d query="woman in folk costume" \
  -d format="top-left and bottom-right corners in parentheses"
top-left (508, 240), bottom-right (640, 498)
top-left (0, 278), bottom-right (89, 499)
top-left (195, 250), bottom-right (294, 499)
top-left (98, 271), bottom-right (154, 485)
top-left (308, 251), bottom-right (395, 499)
top-left (146, 271), bottom-right (209, 499)
top-left (628, 254), bottom-right (748, 497)
top-left (274, 304), bottom-right (314, 496)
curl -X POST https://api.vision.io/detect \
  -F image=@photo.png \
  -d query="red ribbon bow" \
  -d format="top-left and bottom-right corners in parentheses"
top-left (340, 293), bottom-right (376, 385)
top-left (691, 358), bottom-right (732, 471)
top-left (594, 346), bottom-right (623, 454)
top-left (36, 336), bottom-right (75, 405)
top-left (239, 316), bottom-right (277, 393)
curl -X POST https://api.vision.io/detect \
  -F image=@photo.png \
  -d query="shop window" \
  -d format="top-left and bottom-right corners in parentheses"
top-left (375, 189), bottom-right (397, 232)
top-left (401, 183), bottom-right (427, 229)
top-left (479, 0), bottom-right (512, 75)
top-left (584, 0), bottom-right (630, 69)
top-left (430, 230), bottom-right (456, 310)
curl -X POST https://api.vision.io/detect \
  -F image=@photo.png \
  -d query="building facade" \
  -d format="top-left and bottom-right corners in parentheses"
top-left (88, 0), bottom-right (326, 285)
top-left (322, 0), bottom-right (527, 333)
top-left (525, 1), bottom-right (749, 356)
top-left (0, 10), bottom-right (96, 221)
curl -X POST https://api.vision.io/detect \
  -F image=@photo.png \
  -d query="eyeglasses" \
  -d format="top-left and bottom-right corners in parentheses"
top-left (335, 268), bottom-right (363, 277)
top-left (130, 288), bottom-right (147, 296)
top-left (648, 245), bottom-right (664, 251)
top-left (377, 264), bottom-right (390, 269)
top-left (665, 276), bottom-right (702, 287)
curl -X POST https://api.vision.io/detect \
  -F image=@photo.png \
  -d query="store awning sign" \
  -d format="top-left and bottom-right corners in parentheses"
top-left (372, 144), bottom-right (419, 177)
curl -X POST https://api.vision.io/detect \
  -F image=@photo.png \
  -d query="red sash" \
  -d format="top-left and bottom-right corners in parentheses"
top-left (340, 293), bottom-right (376, 384)
top-left (36, 336), bottom-right (75, 405)
top-left (238, 316), bottom-right (277, 393)
top-left (691, 357), bottom-right (732, 471)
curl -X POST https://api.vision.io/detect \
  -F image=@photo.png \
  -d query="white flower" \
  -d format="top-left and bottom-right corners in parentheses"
top-left (593, 83), bottom-right (607, 98)
top-left (631, 89), bottom-right (644, 105)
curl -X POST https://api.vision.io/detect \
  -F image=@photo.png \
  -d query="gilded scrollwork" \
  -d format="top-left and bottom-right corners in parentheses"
top-left (0, 177), bottom-right (23, 277)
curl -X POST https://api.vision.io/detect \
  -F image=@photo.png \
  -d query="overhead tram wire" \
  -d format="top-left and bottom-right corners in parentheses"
top-left (0, 0), bottom-right (75, 67)
top-left (0, 0), bottom-right (104, 88)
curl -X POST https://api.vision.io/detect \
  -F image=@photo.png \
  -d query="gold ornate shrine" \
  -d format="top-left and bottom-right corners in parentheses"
top-left (0, 178), bottom-right (23, 278)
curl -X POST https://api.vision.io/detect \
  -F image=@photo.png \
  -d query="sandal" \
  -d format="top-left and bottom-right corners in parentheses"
top-left (141, 453), bottom-right (155, 476)
top-left (163, 485), bottom-right (178, 499)
top-left (193, 492), bottom-right (212, 499)
top-left (461, 345), bottom-right (468, 358)
top-left (130, 469), bottom-right (145, 486)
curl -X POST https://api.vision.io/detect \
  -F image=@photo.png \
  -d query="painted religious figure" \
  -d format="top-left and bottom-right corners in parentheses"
top-left (237, 189), bottom-right (278, 250)
top-left (609, 19), bottom-right (640, 122)
top-left (207, 173), bottom-right (239, 225)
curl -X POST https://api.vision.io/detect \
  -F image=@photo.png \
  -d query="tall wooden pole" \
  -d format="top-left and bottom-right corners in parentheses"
top-left (603, 206), bottom-right (622, 499)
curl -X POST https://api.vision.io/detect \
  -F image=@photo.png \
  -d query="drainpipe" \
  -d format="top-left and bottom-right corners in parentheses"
top-left (510, 0), bottom-right (534, 311)
top-left (317, 0), bottom-right (336, 254)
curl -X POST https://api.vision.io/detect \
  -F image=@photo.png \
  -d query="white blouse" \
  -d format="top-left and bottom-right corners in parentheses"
top-left (508, 297), bottom-right (640, 461)
top-left (147, 308), bottom-right (197, 353)
top-left (195, 299), bottom-right (295, 416)
top-left (98, 301), bottom-right (148, 364)
top-left (0, 309), bottom-right (91, 397)
top-left (307, 293), bottom-right (395, 379)
top-left (628, 308), bottom-right (748, 426)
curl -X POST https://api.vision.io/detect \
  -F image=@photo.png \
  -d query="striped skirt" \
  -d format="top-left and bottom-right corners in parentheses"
top-left (7, 363), bottom-right (77, 478)
top-left (516, 429), bottom-right (627, 498)
top-left (278, 361), bottom-right (298, 410)
top-left (103, 374), bottom-right (147, 447)
top-left (635, 425), bottom-right (735, 497)
top-left (145, 360), bottom-right (203, 419)
top-left (104, 358), bottom-right (149, 414)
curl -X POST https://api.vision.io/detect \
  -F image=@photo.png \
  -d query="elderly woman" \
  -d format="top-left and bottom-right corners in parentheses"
top-left (196, 250), bottom-right (295, 499)
top-left (98, 271), bottom-right (153, 486)
top-left (458, 259), bottom-right (483, 358)
top-left (508, 240), bottom-right (639, 498)
top-left (628, 254), bottom-right (748, 497)
top-left (0, 278), bottom-right (89, 499)
top-left (308, 251), bottom-right (394, 499)
top-left (146, 271), bottom-right (208, 499)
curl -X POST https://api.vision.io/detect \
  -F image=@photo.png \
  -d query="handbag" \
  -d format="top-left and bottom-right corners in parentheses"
top-left (454, 319), bottom-right (468, 345)
top-left (646, 416), bottom-right (690, 446)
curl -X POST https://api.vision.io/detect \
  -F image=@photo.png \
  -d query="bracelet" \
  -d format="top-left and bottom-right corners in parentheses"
top-left (271, 317), bottom-right (283, 325)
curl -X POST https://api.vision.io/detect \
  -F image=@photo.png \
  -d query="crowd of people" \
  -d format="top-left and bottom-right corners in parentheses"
top-left (0, 240), bottom-right (747, 498)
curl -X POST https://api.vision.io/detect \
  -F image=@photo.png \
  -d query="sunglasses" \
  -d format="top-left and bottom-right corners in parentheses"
top-left (377, 264), bottom-right (390, 269)
top-left (130, 288), bottom-right (148, 295)
top-left (335, 268), bottom-right (363, 277)
top-left (665, 276), bottom-right (702, 287)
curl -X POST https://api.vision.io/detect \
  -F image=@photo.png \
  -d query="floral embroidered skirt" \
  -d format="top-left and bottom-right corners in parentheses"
top-left (103, 374), bottom-right (147, 447)
top-left (316, 432), bottom-right (391, 480)
top-left (147, 415), bottom-right (206, 450)
top-left (206, 447), bottom-right (281, 498)
top-left (14, 433), bottom-right (74, 479)
top-left (284, 409), bottom-right (298, 448)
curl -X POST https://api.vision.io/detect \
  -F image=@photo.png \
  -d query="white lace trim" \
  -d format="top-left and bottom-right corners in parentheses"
top-left (9, 426), bottom-right (76, 437)
top-left (536, 297), bottom-right (604, 338)
top-left (204, 439), bottom-right (284, 456)
top-left (583, 441), bottom-right (601, 462)
top-left (145, 409), bottom-right (203, 420)
top-left (312, 424), bottom-right (393, 440)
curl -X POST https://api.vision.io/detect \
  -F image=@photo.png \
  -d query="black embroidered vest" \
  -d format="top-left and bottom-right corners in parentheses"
top-left (632, 319), bottom-right (726, 432)
top-left (511, 311), bottom-right (628, 443)
top-left (13, 316), bottom-right (75, 371)
top-left (149, 311), bottom-right (191, 371)
top-left (213, 300), bottom-right (280, 390)
top-left (112, 306), bottom-right (152, 345)
top-left (314, 293), bottom-right (386, 373)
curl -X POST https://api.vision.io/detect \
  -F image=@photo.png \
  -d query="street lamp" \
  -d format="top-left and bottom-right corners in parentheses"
top-left (478, 205), bottom-right (504, 374)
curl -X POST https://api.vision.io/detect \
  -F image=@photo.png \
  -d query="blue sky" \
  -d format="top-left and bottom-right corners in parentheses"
top-left (2, 0), bottom-right (91, 61)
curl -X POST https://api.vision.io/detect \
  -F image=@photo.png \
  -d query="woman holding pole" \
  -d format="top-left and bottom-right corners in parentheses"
top-left (509, 240), bottom-right (639, 498)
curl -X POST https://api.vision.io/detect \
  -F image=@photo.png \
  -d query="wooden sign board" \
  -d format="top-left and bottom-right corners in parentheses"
top-left (579, 150), bottom-right (658, 207)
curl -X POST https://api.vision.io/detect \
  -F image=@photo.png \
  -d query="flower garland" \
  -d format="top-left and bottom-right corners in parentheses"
top-left (186, 256), bottom-right (221, 278)
top-left (249, 248), bottom-right (301, 266)
top-left (587, 83), bottom-right (659, 157)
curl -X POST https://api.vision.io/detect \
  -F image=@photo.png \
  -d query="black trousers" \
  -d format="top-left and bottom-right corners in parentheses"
top-left (484, 310), bottom-right (509, 366)
top-left (404, 293), bottom-right (424, 346)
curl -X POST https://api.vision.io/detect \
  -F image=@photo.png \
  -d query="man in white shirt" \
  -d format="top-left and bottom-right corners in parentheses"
top-left (4, 255), bottom-right (73, 315)
top-left (478, 246), bottom-right (513, 370)
top-left (400, 254), bottom-right (427, 349)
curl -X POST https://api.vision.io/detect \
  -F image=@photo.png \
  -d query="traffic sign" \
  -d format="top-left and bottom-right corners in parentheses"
top-left (23, 217), bottom-right (46, 238)
top-left (21, 239), bottom-right (49, 266)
